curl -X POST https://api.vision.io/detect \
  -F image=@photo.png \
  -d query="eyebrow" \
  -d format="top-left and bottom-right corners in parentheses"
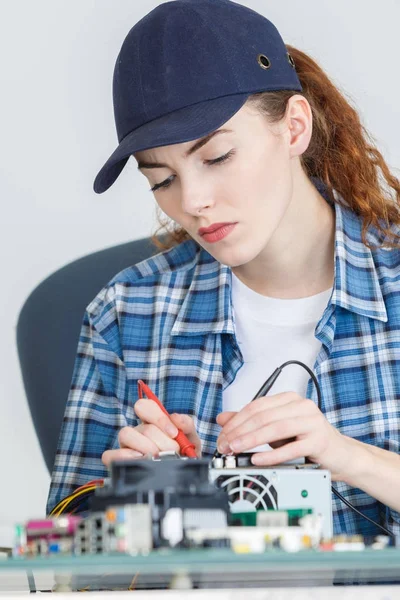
top-left (136, 128), bottom-right (233, 171)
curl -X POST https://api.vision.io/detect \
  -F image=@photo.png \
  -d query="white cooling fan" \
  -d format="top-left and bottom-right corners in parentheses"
top-left (214, 473), bottom-right (278, 513)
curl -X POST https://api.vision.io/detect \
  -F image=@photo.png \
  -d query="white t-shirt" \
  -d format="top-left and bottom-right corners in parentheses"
top-left (223, 272), bottom-right (332, 455)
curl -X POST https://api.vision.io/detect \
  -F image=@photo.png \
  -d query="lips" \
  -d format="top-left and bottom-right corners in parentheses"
top-left (198, 223), bottom-right (237, 244)
top-left (198, 222), bottom-right (235, 236)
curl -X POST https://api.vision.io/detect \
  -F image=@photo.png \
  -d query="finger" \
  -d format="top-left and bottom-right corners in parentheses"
top-left (216, 411), bottom-right (237, 427)
top-left (140, 423), bottom-right (180, 454)
top-left (216, 411), bottom-right (238, 454)
top-left (251, 440), bottom-right (311, 466)
top-left (217, 395), bottom-right (302, 454)
top-left (102, 448), bottom-right (143, 467)
top-left (269, 438), bottom-right (296, 449)
top-left (118, 426), bottom-right (160, 456)
top-left (228, 417), bottom-right (313, 453)
top-left (170, 414), bottom-right (202, 456)
top-left (220, 392), bottom-right (300, 438)
top-left (223, 399), bottom-right (315, 447)
top-left (134, 398), bottom-right (178, 438)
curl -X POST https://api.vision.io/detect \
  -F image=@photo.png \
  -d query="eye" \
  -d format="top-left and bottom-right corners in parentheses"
top-left (149, 149), bottom-right (236, 193)
top-left (150, 175), bottom-right (174, 193)
top-left (204, 149), bottom-right (235, 166)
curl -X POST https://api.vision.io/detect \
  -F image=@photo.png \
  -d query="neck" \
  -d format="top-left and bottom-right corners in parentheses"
top-left (232, 171), bottom-right (336, 299)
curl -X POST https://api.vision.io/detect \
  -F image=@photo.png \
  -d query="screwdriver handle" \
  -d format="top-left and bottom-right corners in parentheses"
top-left (137, 380), bottom-right (197, 458)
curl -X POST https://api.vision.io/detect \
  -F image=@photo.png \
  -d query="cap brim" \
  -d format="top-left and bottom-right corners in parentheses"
top-left (93, 94), bottom-right (250, 194)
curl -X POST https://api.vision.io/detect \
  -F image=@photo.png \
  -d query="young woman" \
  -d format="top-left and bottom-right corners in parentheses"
top-left (47, 0), bottom-right (400, 537)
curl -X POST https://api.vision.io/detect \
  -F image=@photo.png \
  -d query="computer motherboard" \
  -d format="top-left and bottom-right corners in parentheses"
top-left (12, 453), bottom-right (392, 558)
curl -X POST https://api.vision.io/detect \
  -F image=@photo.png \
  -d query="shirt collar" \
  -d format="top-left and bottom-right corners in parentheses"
top-left (328, 190), bottom-right (387, 322)
top-left (171, 243), bottom-right (234, 336)
top-left (171, 181), bottom-right (387, 336)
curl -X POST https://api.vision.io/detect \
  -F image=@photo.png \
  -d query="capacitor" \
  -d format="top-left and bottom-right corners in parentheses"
top-left (224, 456), bottom-right (237, 469)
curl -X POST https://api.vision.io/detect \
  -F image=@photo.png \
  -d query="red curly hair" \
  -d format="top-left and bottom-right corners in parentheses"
top-left (151, 45), bottom-right (400, 251)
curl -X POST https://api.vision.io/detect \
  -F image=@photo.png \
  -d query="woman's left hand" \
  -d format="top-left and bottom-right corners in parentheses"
top-left (216, 392), bottom-right (352, 480)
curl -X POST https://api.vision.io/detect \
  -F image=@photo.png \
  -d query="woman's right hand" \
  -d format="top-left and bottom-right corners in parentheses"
top-left (101, 398), bottom-right (202, 467)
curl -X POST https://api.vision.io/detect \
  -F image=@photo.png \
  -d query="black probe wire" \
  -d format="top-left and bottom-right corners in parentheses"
top-left (214, 359), bottom-right (393, 539)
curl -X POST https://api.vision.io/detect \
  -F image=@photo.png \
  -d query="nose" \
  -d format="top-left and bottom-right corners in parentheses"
top-left (180, 177), bottom-right (215, 216)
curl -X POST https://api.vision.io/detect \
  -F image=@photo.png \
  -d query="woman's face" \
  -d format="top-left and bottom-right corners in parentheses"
top-left (135, 98), bottom-right (307, 268)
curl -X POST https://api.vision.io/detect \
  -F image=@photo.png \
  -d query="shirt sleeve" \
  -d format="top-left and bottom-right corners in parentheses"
top-left (46, 290), bottom-right (138, 516)
top-left (377, 438), bottom-right (400, 537)
top-left (382, 507), bottom-right (400, 537)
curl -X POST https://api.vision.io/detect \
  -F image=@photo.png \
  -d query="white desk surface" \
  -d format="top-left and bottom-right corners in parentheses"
top-left (1, 588), bottom-right (400, 598)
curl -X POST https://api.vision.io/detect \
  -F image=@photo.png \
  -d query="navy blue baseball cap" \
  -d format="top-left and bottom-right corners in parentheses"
top-left (93, 0), bottom-right (302, 194)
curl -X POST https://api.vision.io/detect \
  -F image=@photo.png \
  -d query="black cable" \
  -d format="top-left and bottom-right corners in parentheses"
top-left (331, 486), bottom-right (392, 537)
top-left (275, 361), bottom-right (322, 410)
top-left (214, 359), bottom-right (395, 539)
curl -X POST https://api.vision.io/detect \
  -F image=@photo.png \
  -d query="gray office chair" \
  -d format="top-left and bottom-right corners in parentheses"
top-left (16, 237), bottom-right (161, 474)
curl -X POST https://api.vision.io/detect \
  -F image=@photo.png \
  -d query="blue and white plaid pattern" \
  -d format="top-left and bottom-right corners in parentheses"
top-left (47, 190), bottom-right (400, 536)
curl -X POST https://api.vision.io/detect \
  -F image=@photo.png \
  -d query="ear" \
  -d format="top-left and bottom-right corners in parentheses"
top-left (285, 95), bottom-right (313, 159)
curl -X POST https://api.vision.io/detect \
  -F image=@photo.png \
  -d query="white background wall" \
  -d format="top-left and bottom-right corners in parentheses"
top-left (1, 0), bottom-right (399, 545)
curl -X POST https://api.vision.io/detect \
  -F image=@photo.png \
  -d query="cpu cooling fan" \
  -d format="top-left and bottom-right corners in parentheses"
top-left (215, 473), bottom-right (278, 513)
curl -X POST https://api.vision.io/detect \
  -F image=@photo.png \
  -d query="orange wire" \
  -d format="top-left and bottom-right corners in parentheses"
top-left (73, 479), bottom-right (104, 493)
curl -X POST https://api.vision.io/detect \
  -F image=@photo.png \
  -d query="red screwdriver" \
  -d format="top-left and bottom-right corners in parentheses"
top-left (137, 380), bottom-right (197, 458)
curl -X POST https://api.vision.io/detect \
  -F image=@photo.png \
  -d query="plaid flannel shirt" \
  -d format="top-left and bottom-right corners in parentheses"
top-left (47, 184), bottom-right (400, 536)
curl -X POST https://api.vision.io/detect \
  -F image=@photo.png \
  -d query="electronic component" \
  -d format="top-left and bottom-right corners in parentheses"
top-left (90, 457), bottom-right (229, 548)
top-left (209, 458), bottom-right (333, 538)
top-left (14, 516), bottom-right (82, 557)
top-left (75, 505), bottom-right (152, 555)
top-left (186, 513), bottom-right (323, 553)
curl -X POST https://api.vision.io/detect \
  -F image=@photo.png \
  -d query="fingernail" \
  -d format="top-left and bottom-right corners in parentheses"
top-left (230, 439), bottom-right (243, 452)
top-left (165, 422), bottom-right (178, 437)
top-left (172, 414), bottom-right (186, 426)
top-left (218, 435), bottom-right (230, 454)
